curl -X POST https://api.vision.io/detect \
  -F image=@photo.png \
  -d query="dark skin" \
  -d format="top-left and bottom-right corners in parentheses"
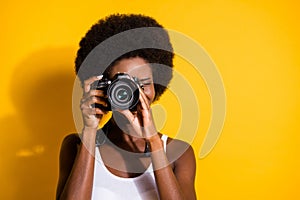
top-left (56, 57), bottom-right (197, 200)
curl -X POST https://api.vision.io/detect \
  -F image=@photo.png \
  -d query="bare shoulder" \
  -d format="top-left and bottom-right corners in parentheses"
top-left (61, 133), bottom-right (81, 147)
top-left (58, 133), bottom-right (82, 171)
top-left (56, 133), bottom-right (82, 199)
top-left (58, 133), bottom-right (82, 168)
top-left (165, 136), bottom-right (195, 166)
top-left (165, 136), bottom-right (197, 199)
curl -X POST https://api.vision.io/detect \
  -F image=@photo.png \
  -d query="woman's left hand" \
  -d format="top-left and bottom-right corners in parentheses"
top-left (113, 87), bottom-right (157, 140)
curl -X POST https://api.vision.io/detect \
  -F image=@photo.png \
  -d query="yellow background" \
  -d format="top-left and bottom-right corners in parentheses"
top-left (1, 0), bottom-right (299, 199)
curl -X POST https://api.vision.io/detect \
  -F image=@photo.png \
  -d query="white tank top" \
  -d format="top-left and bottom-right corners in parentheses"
top-left (91, 135), bottom-right (168, 200)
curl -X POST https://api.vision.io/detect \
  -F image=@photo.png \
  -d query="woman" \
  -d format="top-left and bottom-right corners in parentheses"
top-left (56, 14), bottom-right (196, 200)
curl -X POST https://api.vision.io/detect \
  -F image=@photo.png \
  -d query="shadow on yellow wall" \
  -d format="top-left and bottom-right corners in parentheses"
top-left (0, 47), bottom-right (77, 199)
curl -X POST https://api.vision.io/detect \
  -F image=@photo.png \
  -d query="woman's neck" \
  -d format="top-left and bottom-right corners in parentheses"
top-left (106, 118), bottom-right (146, 153)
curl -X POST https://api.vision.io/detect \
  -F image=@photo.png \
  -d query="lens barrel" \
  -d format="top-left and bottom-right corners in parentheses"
top-left (107, 73), bottom-right (140, 110)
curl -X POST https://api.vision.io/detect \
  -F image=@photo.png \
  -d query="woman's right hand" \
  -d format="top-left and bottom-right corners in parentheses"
top-left (80, 75), bottom-right (108, 129)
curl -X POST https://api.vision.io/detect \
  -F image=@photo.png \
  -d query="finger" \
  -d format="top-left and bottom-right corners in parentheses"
top-left (94, 108), bottom-right (108, 115)
top-left (83, 96), bottom-right (108, 108)
top-left (90, 89), bottom-right (107, 97)
top-left (83, 89), bottom-right (107, 99)
top-left (81, 89), bottom-right (108, 112)
top-left (83, 75), bottom-right (103, 93)
top-left (82, 110), bottom-right (106, 121)
top-left (114, 109), bottom-right (134, 122)
top-left (138, 88), bottom-right (150, 110)
top-left (80, 97), bottom-right (108, 118)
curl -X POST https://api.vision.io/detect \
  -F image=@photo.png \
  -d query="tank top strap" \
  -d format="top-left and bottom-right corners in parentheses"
top-left (161, 134), bottom-right (168, 152)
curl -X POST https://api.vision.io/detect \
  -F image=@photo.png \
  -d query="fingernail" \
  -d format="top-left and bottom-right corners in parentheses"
top-left (97, 75), bottom-right (103, 79)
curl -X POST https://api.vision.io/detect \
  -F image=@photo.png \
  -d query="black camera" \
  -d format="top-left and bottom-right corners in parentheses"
top-left (91, 73), bottom-right (140, 111)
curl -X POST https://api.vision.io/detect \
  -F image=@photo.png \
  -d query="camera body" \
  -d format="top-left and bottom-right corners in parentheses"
top-left (91, 73), bottom-right (140, 111)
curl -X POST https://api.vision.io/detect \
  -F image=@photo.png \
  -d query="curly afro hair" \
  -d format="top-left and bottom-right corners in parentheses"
top-left (75, 13), bottom-right (174, 101)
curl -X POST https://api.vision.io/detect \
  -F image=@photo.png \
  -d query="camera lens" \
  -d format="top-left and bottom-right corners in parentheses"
top-left (116, 88), bottom-right (130, 101)
top-left (114, 84), bottom-right (132, 104)
top-left (107, 75), bottom-right (139, 110)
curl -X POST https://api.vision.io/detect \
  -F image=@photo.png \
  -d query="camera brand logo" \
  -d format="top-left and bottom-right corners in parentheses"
top-left (72, 27), bottom-right (226, 172)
